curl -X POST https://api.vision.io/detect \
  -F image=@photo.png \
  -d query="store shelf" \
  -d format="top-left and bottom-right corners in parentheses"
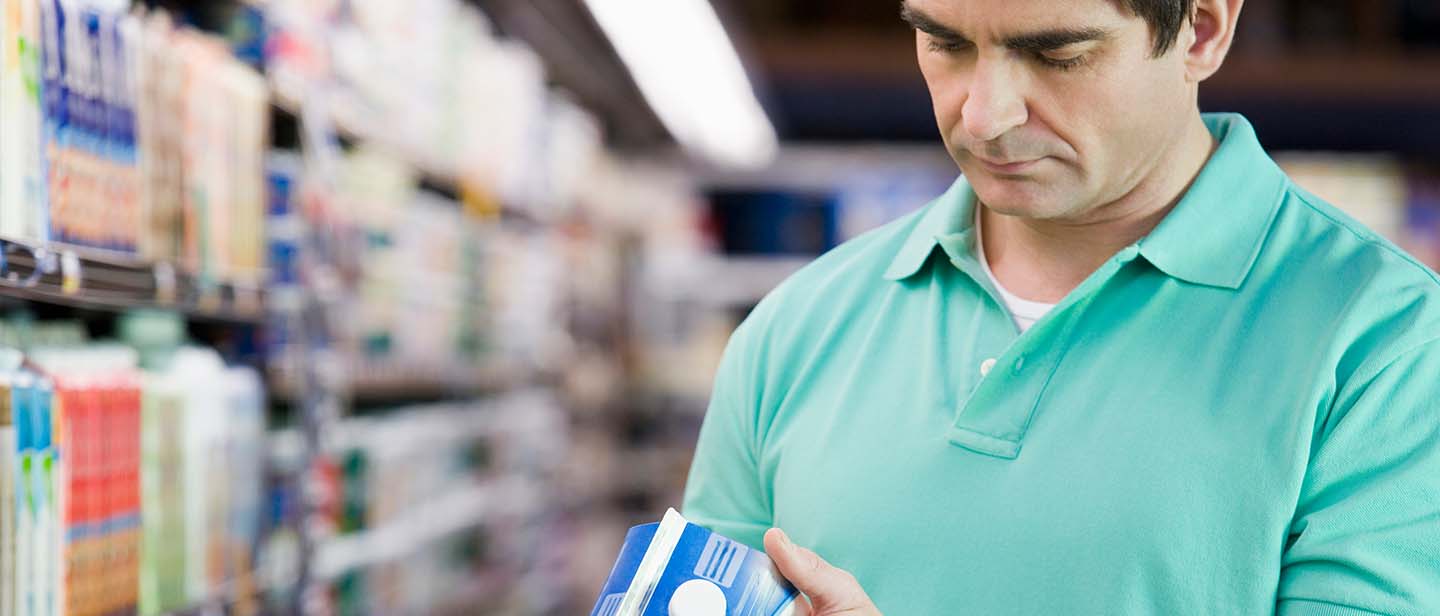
top-left (643, 255), bottom-right (812, 307)
top-left (161, 576), bottom-right (265, 616)
top-left (314, 476), bottom-right (543, 580)
top-left (269, 79), bottom-right (464, 195)
top-left (268, 82), bottom-right (566, 229)
top-left (0, 237), bottom-right (264, 324)
top-left (349, 363), bottom-right (531, 404)
top-left (270, 358), bottom-right (534, 406)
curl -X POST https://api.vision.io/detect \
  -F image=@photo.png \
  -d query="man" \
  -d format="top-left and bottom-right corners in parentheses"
top-left (681, 0), bottom-right (1440, 614)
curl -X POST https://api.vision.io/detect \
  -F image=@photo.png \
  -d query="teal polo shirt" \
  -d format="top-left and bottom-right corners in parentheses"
top-left (681, 114), bottom-right (1440, 615)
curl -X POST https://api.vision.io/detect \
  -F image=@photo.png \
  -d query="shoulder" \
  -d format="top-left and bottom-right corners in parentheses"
top-left (1282, 182), bottom-right (1439, 285)
top-left (1260, 179), bottom-right (1440, 377)
top-left (1269, 179), bottom-right (1440, 309)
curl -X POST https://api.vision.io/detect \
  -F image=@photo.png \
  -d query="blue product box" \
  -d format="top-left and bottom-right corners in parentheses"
top-left (592, 509), bottom-right (798, 616)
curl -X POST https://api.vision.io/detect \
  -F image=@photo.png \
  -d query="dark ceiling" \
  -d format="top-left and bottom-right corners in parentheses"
top-left (482, 0), bottom-right (1440, 156)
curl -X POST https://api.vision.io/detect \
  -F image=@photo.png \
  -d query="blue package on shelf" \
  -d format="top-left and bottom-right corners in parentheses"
top-left (708, 189), bottom-right (839, 256)
top-left (592, 509), bottom-right (798, 616)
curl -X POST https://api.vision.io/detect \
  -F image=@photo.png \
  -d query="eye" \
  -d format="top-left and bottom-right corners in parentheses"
top-left (1035, 51), bottom-right (1088, 71)
top-left (926, 36), bottom-right (972, 54)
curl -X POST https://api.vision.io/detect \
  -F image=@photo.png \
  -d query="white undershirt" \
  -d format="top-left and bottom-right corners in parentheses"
top-left (975, 211), bottom-right (1057, 333)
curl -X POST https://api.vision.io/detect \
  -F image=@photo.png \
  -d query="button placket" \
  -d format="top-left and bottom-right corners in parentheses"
top-left (949, 248), bottom-right (1139, 459)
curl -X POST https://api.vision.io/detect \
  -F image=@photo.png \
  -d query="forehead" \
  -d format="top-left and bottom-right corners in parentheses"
top-left (903, 0), bottom-right (1139, 39)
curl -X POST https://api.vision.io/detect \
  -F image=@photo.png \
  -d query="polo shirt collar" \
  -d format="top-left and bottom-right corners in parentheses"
top-left (882, 113), bottom-right (1287, 290)
top-left (882, 175), bottom-right (977, 281)
top-left (1137, 113), bottom-right (1287, 289)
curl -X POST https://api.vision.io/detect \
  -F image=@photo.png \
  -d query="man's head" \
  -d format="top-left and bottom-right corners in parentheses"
top-left (902, 0), bottom-right (1244, 221)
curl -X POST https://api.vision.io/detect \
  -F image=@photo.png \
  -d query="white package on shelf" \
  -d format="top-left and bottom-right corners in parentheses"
top-left (1, 0), bottom-right (47, 242)
top-left (221, 366), bottom-right (266, 587)
top-left (135, 10), bottom-right (184, 261)
top-left (170, 347), bottom-right (226, 605)
top-left (0, 350), bottom-right (20, 616)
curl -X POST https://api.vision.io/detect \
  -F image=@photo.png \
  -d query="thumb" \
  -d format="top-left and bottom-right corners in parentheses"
top-left (764, 528), bottom-right (875, 614)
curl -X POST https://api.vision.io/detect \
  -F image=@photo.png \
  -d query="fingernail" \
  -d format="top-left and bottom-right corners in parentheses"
top-left (776, 529), bottom-right (791, 547)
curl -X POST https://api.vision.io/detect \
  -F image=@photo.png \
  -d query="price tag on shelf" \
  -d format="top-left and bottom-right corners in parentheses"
top-left (60, 251), bottom-right (82, 295)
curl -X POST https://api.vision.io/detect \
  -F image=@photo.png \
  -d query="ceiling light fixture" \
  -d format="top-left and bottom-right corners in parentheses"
top-left (581, 0), bottom-right (779, 168)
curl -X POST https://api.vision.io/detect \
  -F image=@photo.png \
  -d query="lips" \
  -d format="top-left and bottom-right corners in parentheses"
top-left (974, 157), bottom-right (1043, 175)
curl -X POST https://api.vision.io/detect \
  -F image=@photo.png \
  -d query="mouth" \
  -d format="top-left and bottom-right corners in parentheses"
top-left (974, 157), bottom-right (1044, 175)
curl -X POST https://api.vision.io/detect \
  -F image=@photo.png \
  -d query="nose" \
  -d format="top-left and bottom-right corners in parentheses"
top-left (960, 57), bottom-right (1028, 144)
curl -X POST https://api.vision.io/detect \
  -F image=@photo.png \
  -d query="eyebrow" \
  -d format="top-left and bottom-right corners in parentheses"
top-left (900, 3), bottom-right (966, 41)
top-left (1004, 28), bottom-right (1112, 53)
top-left (900, 3), bottom-right (1113, 52)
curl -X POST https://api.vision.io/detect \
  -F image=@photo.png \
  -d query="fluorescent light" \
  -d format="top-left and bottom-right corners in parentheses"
top-left (582, 0), bottom-right (778, 168)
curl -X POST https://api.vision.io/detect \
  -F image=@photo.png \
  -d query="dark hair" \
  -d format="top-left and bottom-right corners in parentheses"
top-left (1115, 0), bottom-right (1197, 56)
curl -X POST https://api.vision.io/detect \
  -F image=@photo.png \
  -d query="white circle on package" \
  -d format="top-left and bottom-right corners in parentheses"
top-left (668, 579), bottom-right (727, 616)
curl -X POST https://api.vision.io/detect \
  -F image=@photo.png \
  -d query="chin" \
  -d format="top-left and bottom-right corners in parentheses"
top-left (966, 173), bottom-right (1069, 219)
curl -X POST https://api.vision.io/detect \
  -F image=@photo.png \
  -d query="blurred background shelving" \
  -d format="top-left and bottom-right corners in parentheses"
top-left (0, 0), bottom-right (1435, 614)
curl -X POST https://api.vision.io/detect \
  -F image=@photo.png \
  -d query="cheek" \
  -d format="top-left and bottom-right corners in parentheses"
top-left (1091, 63), bottom-right (1186, 169)
top-left (1035, 65), bottom-right (1159, 174)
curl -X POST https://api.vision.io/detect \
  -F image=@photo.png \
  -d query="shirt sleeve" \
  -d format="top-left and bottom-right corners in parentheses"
top-left (681, 317), bottom-right (772, 551)
top-left (1277, 338), bottom-right (1440, 615)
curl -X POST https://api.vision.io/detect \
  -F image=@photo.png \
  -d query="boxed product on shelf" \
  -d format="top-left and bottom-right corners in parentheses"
top-left (1403, 169), bottom-right (1440, 271)
top-left (137, 345), bottom-right (265, 614)
top-left (256, 429), bottom-right (305, 613)
top-left (178, 34), bottom-right (269, 284)
top-left (263, 0), bottom-right (565, 217)
top-left (2, 0), bottom-right (269, 289)
top-left (36, 0), bottom-right (142, 253)
top-left (315, 391), bottom-right (567, 614)
top-left (0, 351), bottom-right (13, 616)
top-left (156, 18), bottom-right (270, 283)
top-left (0, 323), bottom-right (267, 616)
top-left (3, 353), bottom-right (60, 616)
top-left (27, 345), bottom-right (142, 616)
top-left (266, 142), bottom-right (577, 392)
top-left (0, 0), bottom-right (48, 243)
top-left (707, 189), bottom-right (841, 256)
top-left (134, 9), bottom-right (184, 263)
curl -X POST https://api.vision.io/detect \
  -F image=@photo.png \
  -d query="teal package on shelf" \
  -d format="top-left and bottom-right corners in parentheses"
top-left (9, 366), bottom-right (53, 616)
top-left (31, 373), bottom-right (57, 616)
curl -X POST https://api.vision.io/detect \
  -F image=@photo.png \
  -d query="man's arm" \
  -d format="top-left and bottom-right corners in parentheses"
top-left (1278, 338), bottom-right (1440, 615)
top-left (681, 318), bottom-right (774, 550)
top-left (679, 317), bottom-right (884, 615)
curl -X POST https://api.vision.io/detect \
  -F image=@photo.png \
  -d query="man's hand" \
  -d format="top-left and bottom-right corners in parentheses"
top-left (764, 528), bottom-right (883, 616)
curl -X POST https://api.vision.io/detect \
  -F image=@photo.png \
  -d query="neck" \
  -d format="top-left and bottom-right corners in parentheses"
top-left (980, 114), bottom-right (1217, 303)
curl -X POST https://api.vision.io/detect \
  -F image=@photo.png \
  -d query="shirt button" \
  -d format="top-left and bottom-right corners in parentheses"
top-left (1013, 355), bottom-right (1027, 374)
top-left (980, 358), bottom-right (997, 376)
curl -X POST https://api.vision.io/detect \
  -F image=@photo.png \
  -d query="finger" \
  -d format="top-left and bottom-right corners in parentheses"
top-left (763, 528), bottom-right (868, 611)
top-left (791, 596), bottom-right (814, 616)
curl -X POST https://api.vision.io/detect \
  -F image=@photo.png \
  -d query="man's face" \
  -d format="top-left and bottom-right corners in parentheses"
top-left (905, 0), bottom-right (1195, 221)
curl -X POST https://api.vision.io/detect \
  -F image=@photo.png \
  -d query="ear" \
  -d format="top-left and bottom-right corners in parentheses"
top-left (1183, 0), bottom-right (1245, 83)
